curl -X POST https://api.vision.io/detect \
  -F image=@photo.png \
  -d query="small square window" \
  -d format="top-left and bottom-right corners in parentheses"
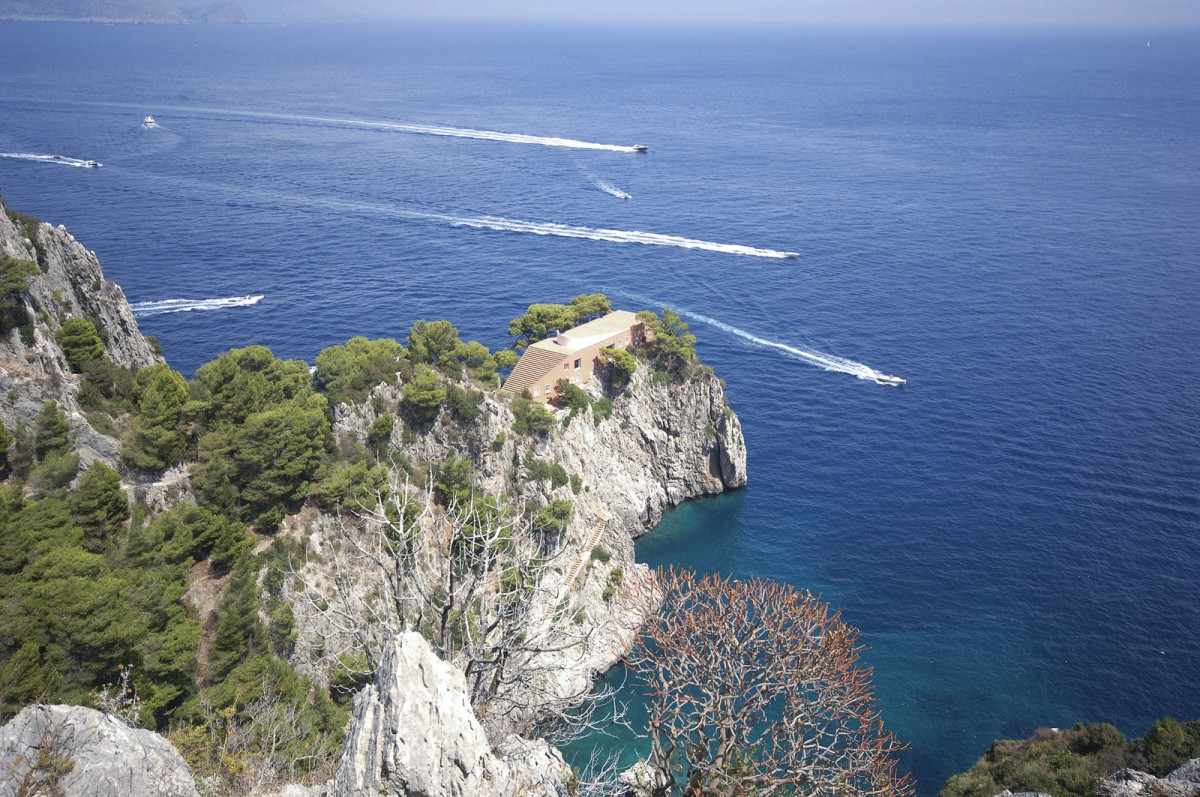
top-left (533, 388), bottom-right (539, 397)
top-left (564, 363), bottom-right (569, 370)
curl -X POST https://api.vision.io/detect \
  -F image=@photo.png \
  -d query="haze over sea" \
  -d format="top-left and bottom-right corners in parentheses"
top-left (2, 20), bottom-right (1198, 793)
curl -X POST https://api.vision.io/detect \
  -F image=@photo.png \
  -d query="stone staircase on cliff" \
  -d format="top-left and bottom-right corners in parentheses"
top-left (562, 505), bottom-right (611, 590)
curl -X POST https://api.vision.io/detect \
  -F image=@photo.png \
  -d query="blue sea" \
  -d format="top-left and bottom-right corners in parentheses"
top-left (1, 20), bottom-right (1198, 793)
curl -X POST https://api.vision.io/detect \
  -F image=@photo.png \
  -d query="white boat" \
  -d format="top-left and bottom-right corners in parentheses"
top-left (84, 160), bottom-right (101, 168)
top-left (142, 115), bottom-right (158, 127)
top-left (873, 373), bottom-right (906, 387)
top-left (632, 144), bottom-right (649, 152)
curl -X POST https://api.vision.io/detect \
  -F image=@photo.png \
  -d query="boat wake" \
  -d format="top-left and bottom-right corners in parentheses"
top-left (133, 175), bottom-right (799, 260)
top-left (165, 106), bottom-right (643, 152)
top-left (593, 178), bottom-right (632, 200)
top-left (0, 152), bottom-right (101, 168)
top-left (131, 295), bottom-right (264, 318)
top-left (427, 213), bottom-right (797, 259)
top-left (653, 303), bottom-right (905, 385)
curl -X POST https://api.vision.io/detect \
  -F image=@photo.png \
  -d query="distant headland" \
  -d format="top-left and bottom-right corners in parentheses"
top-left (0, 0), bottom-right (246, 24)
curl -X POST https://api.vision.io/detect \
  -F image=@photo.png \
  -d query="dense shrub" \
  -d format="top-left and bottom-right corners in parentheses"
top-left (55, 317), bottom-right (104, 370)
top-left (939, 719), bottom-right (1200, 797)
top-left (314, 336), bottom-right (405, 403)
top-left (0, 255), bottom-right (37, 334)
top-left (511, 395), bottom-right (553, 436)
top-left (123, 364), bottom-right (190, 470)
top-left (400, 365), bottom-right (446, 425)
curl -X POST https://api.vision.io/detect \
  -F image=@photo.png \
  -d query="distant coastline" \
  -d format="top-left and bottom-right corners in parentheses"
top-left (0, 1), bottom-right (246, 24)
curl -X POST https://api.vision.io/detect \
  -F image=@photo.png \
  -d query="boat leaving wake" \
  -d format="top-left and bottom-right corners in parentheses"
top-left (0, 153), bottom-right (100, 168)
top-left (655, 303), bottom-right (905, 385)
top-left (429, 213), bottom-right (797, 259)
top-left (131, 295), bottom-right (264, 318)
top-left (136, 175), bottom-right (799, 260)
top-left (593, 178), bottom-right (632, 199)
top-left (159, 105), bottom-right (643, 153)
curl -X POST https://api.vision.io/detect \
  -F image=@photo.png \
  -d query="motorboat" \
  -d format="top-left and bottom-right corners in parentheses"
top-left (84, 160), bottom-right (101, 168)
top-left (632, 144), bottom-right (649, 152)
top-left (873, 373), bottom-right (906, 387)
top-left (143, 115), bottom-right (158, 128)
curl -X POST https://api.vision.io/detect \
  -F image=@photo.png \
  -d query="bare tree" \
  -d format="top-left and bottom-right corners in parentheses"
top-left (627, 568), bottom-right (914, 797)
top-left (288, 469), bottom-right (612, 736)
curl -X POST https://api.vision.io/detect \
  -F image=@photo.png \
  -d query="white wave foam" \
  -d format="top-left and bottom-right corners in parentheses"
top-left (168, 106), bottom-right (642, 152)
top-left (648, 302), bottom-right (903, 384)
top-left (593, 178), bottom-right (632, 199)
top-left (0, 153), bottom-right (100, 168)
top-left (131, 295), bottom-right (264, 318)
top-left (136, 176), bottom-right (798, 260)
top-left (428, 213), bottom-right (797, 259)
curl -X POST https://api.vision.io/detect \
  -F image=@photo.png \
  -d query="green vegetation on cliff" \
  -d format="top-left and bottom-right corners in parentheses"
top-left (941, 719), bottom-right (1200, 797)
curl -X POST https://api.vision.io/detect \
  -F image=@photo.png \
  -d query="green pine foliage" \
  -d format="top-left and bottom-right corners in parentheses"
top-left (70, 461), bottom-right (128, 552)
top-left (55, 317), bottom-right (104, 370)
top-left (637, 307), bottom-right (698, 377)
top-left (208, 553), bottom-right (267, 681)
top-left (435, 456), bottom-right (473, 507)
top-left (0, 492), bottom-right (201, 723)
top-left (941, 720), bottom-right (1200, 797)
top-left (511, 395), bottom-right (554, 436)
top-left (192, 345), bottom-right (312, 428)
top-left (0, 419), bottom-right (11, 476)
top-left (33, 400), bottom-right (71, 460)
top-left (123, 364), bottom-right (190, 470)
top-left (506, 293), bottom-right (611, 350)
top-left (0, 255), bottom-right (38, 335)
top-left (401, 365), bottom-right (446, 425)
top-left (314, 336), bottom-right (406, 404)
top-left (194, 394), bottom-right (330, 531)
top-left (531, 499), bottom-right (574, 536)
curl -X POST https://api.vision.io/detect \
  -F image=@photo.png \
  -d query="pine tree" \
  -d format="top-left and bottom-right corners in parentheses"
top-left (70, 461), bottom-right (129, 552)
top-left (33, 401), bottom-right (70, 461)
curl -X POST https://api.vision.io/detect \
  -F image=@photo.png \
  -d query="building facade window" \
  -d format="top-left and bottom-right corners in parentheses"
top-left (574, 358), bottom-right (581, 369)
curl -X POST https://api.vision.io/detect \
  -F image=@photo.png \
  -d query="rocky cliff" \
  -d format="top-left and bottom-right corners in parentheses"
top-left (330, 633), bottom-right (571, 797)
top-left (336, 363), bottom-right (747, 536)
top-left (0, 200), bottom-right (161, 470)
top-left (0, 704), bottom-right (200, 797)
top-left (287, 362), bottom-right (746, 736)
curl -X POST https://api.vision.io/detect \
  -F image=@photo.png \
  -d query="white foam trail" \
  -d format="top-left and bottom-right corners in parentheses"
top-left (593, 178), bottom-right (632, 200)
top-left (132, 175), bottom-right (799, 260)
top-left (0, 153), bottom-right (100, 168)
top-left (131, 295), bottom-right (264, 317)
top-left (167, 106), bottom-right (642, 152)
top-left (428, 213), bottom-right (798, 259)
top-left (650, 302), bottom-right (902, 384)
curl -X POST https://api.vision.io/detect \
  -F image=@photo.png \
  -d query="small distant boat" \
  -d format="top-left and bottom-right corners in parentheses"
top-left (873, 373), bottom-right (906, 387)
top-left (142, 115), bottom-right (158, 128)
top-left (632, 144), bottom-right (649, 153)
top-left (84, 160), bottom-right (101, 168)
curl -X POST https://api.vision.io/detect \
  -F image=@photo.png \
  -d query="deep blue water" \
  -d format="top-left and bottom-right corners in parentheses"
top-left (2, 21), bottom-right (1198, 794)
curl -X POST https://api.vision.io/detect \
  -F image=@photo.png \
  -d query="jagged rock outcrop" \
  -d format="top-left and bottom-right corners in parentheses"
top-left (0, 704), bottom-right (200, 797)
top-left (337, 363), bottom-right (747, 536)
top-left (1095, 759), bottom-right (1200, 797)
top-left (328, 633), bottom-right (571, 797)
top-left (0, 199), bottom-right (161, 470)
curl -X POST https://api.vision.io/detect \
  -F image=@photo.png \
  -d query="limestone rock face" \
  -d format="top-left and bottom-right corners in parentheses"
top-left (0, 199), bottom-right (161, 470)
top-left (1096, 760), bottom-right (1200, 797)
top-left (0, 704), bottom-right (199, 797)
top-left (336, 363), bottom-right (747, 537)
top-left (328, 633), bottom-right (570, 797)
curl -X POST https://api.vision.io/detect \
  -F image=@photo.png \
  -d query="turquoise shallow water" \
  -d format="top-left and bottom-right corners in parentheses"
top-left (1, 21), bottom-right (1198, 793)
